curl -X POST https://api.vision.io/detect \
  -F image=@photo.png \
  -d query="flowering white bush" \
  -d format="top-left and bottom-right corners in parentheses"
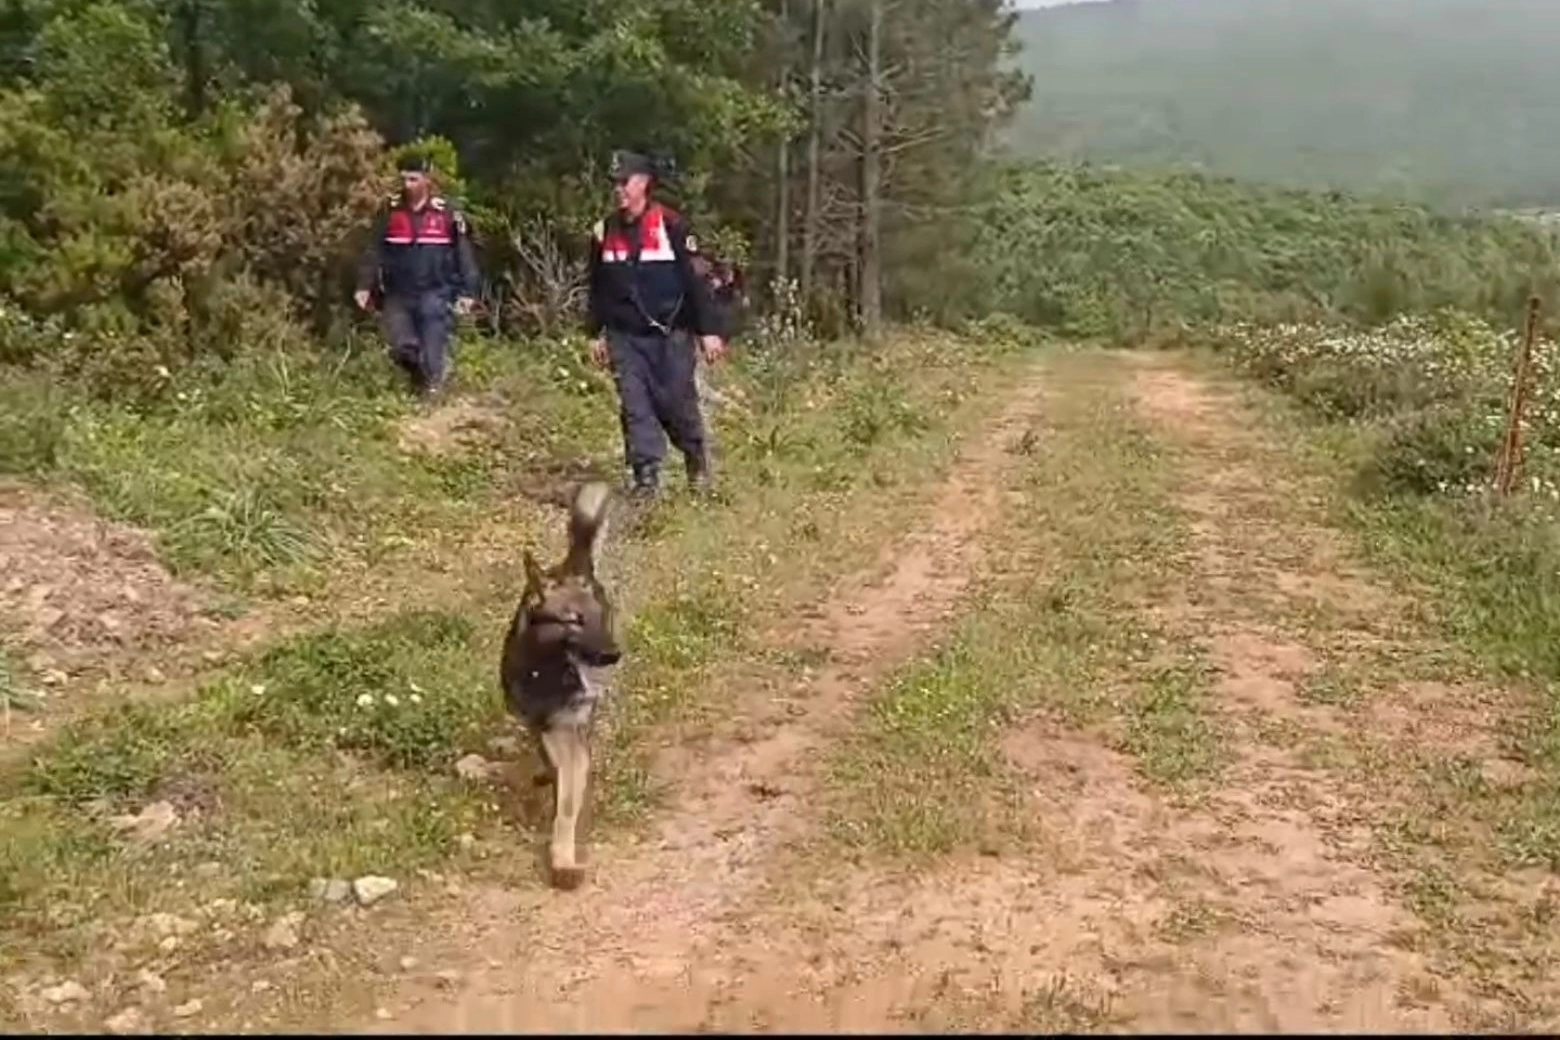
top-left (1212, 309), bottom-right (1560, 501)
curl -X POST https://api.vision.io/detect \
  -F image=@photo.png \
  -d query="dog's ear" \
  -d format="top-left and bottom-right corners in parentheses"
top-left (522, 549), bottom-right (547, 600)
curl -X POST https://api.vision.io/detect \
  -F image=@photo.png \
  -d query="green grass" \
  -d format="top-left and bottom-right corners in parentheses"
top-left (0, 333), bottom-right (616, 594)
top-left (0, 651), bottom-right (44, 738)
top-left (825, 350), bottom-right (1222, 860)
top-left (0, 323), bottom-right (1035, 1004)
top-left (1122, 658), bottom-right (1223, 786)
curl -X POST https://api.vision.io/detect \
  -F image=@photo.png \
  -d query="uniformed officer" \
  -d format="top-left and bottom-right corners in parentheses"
top-left (586, 150), bottom-right (727, 498)
top-left (354, 154), bottom-right (479, 398)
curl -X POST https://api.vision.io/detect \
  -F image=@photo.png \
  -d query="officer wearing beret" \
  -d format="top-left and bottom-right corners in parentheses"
top-left (355, 153), bottom-right (480, 399)
top-left (586, 150), bottom-right (727, 498)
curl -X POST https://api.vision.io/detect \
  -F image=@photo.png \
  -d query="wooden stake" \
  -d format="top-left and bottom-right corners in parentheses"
top-left (1495, 295), bottom-right (1542, 496)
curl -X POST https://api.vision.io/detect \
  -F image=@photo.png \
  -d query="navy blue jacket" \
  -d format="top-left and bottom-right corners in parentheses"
top-left (357, 195), bottom-right (479, 299)
top-left (585, 204), bottom-right (716, 338)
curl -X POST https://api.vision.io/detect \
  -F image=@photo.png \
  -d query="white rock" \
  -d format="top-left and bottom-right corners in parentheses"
top-left (454, 753), bottom-right (499, 781)
top-left (375, 1007), bottom-right (394, 1021)
top-left (143, 912), bottom-right (197, 938)
top-left (135, 970), bottom-right (166, 995)
top-left (486, 735), bottom-right (521, 756)
top-left (398, 956), bottom-right (419, 971)
top-left (262, 912), bottom-right (304, 951)
top-left (352, 876), bottom-right (398, 907)
top-left (109, 802), bottom-right (180, 845)
top-left (307, 878), bottom-right (352, 904)
top-left (250, 980), bottom-right (272, 994)
top-left (104, 1007), bottom-right (145, 1034)
top-left (42, 980), bottom-right (90, 1004)
top-left (173, 999), bottom-right (203, 1018)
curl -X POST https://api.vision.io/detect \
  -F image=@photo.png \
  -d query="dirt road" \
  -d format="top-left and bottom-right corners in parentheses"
top-left (9, 345), bottom-right (1556, 1033)
top-left (319, 349), bottom-right (1555, 1032)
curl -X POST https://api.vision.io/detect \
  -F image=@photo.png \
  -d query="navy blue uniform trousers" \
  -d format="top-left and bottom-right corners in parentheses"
top-left (607, 328), bottom-right (706, 473)
top-left (380, 292), bottom-right (453, 390)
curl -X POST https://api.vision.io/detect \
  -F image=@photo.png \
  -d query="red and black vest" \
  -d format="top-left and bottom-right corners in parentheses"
top-left (587, 204), bottom-right (712, 336)
top-left (373, 196), bottom-right (477, 298)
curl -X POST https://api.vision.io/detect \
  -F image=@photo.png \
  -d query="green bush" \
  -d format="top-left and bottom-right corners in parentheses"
top-left (0, 370), bottom-right (69, 475)
top-left (974, 162), bottom-right (1558, 338)
top-left (1362, 406), bottom-right (1504, 498)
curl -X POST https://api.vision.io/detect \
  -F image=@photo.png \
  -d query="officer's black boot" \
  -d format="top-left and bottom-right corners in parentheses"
top-left (628, 462), bottom-right (660, 502)
top-left (685, 452), bottom-right (712, 497)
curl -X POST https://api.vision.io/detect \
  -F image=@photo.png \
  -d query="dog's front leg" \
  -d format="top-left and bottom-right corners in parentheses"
top-left (540, 724), bottom-right (590, 890)
top-left (530, 728), bottom-right (555, 788)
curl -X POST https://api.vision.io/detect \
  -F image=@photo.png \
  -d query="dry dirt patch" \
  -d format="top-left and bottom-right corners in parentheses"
top-left (394, 395), bottom-right (512, 458)
top-left (0, 483), bottom-right (220, 687)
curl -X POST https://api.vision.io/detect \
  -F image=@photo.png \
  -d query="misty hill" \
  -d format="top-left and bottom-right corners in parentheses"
top-left (1005, 0), bottom-right (1560, 209)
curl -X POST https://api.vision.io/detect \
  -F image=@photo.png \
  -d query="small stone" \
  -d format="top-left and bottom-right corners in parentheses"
top-left (434, 969), bottom-right (462, 989)
top-left (456, 833), bottom-right (477, 851)
top-left (454, 753), bottom-right (499, 781)
top-left (262, 912), bottom-right (304, 951)
top-left (135, 970), bottom-right (166, 994)
top-left (104, 1007), bottom-right (145, 1034)
top-left (398, 956), bottom-right (419, 971)
top-left (173, 999), bottom-right (202, 1018)
top-left (42, 980), bottom-right (90, 1004)
top-left (41, 668), bottom-right (69, 686)
top-left (307, 878), bottom-right (352, 904)
top-left (201, 651), bottom-right (223, 665)
top-left (375, 1007), bottom-right (394, 1021)
top-left (143, 912), bottom-right (197, 938)
top-left (110, 802), bottom-right (180, 845)
top-left (250, 980), bottom-right (272, 994)
top-left (352, 876), bottom-right (398, 907)
top-left (144, 666), bottom-right (166, 684)
top-left (486, 735), bottom-right (521, 756)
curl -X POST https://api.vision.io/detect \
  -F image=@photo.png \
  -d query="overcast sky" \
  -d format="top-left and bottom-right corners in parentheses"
top-left (1012, 0), bottom-right (1114, 8)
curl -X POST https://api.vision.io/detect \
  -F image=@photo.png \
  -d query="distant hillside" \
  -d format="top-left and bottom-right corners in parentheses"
top-left (1005, 0), bottom-right (1560, 209)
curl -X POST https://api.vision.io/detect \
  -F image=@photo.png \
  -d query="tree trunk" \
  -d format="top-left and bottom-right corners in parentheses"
top-left (774, 0), bottom-right (792, 286)
top-left (858, 0), bottom-right (884, 337)
top-left (799, 0), bottom-right (828, 305)
top-left (179, 0), bottom-right (208, 119)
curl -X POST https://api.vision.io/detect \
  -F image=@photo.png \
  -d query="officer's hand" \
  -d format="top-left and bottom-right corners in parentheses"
top-left (698, 335), bottom-right (728, 364)
top-left (353, 289), bottom-right (373, 312)
top-left (589, 337), bottom-right (610, 368)
top-left (454, 296), bottom-right (475, 317)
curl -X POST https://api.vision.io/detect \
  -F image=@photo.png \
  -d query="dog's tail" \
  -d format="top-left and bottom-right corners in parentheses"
top-left (564, 480), bottom-right (612, 577)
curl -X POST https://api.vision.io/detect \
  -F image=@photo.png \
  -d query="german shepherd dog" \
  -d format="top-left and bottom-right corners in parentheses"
top-left (499, 481), bottom-right (622, 889)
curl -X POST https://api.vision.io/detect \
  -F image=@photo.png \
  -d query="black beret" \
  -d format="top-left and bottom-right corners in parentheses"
top-left (610, 150), bottom-right (656, 180)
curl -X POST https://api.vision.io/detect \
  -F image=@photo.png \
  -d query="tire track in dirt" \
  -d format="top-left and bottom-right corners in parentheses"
top-left (567, 351), bottom-right (1463, 1033)
top-left (503, 349), bottom-right (1504, 1033)
top-left (1115, 355), bottom-right (1461, 1030)
top-left (353, 363), bottom-right (1052, 1033)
